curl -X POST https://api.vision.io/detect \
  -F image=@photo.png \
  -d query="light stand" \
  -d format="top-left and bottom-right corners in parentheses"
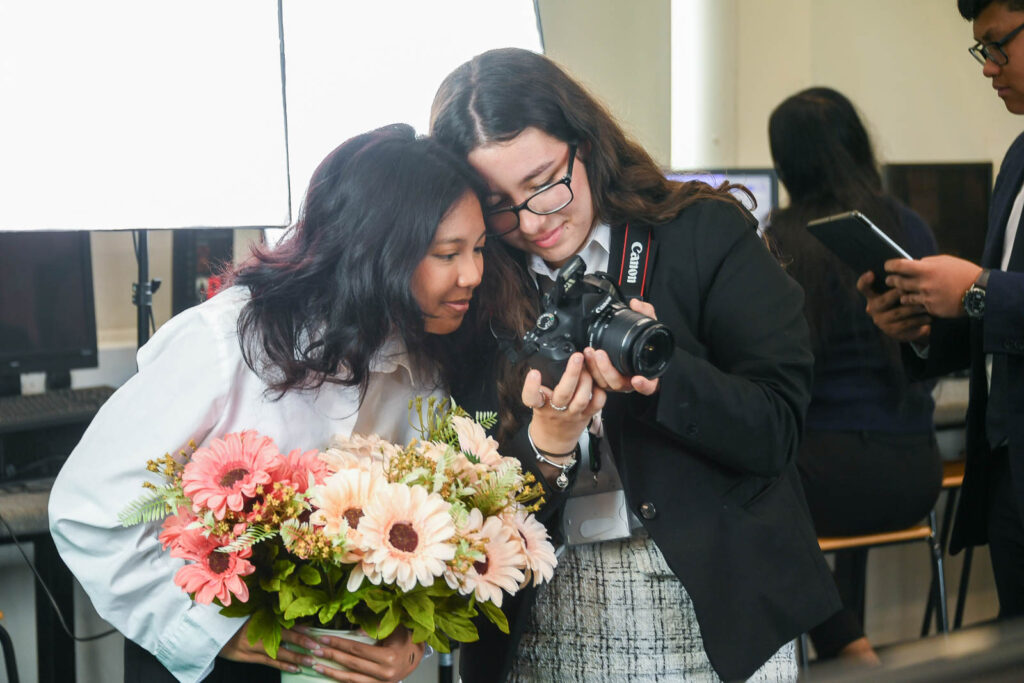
top-left (131, 230), bottom-right (161, 349)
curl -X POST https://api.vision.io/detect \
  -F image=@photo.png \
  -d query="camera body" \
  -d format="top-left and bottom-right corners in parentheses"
top-left (522, 255), bottom-right (674, 387)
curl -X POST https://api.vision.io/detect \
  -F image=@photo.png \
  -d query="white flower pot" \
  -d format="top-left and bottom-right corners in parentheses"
top-left (280, 626), bottom-right (376, 682)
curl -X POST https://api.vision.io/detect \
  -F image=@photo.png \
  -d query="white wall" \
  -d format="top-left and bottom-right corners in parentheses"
top-left (8, 2), bottom-right (1015, 680)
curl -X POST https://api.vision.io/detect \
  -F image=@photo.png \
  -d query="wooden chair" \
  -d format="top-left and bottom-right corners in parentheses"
top-left (798, 511), bottom-right (948, 668)
top-left (0, 610), bottom-right (20, 683)
top-left (922, 459), bottom-right (971, 633)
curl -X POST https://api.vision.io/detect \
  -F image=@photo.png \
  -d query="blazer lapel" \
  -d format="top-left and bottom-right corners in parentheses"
top-left (986, 146), bottom-right (1024, 268)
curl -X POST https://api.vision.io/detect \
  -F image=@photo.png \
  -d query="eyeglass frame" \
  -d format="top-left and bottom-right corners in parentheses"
top-left (484, 143), bottom-right (577, 236)
top-left (969, 20), bottom-right (1024, 66)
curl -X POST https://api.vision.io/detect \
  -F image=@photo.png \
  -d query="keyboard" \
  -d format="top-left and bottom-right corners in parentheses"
top-left (0, 386), bottom-right (116, 434)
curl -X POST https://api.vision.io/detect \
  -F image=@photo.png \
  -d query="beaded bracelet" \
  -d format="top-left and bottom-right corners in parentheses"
top-left (527, 429), bottom-right (578, 490)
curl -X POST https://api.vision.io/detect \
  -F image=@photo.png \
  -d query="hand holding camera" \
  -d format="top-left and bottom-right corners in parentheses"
top-left (522, 255), bottom-right (674, 391)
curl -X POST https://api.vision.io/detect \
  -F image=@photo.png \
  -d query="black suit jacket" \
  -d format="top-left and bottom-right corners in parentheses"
top-left (905, 130), bottom-right (1024, 554)
top-left (458, 199), bottom-right (840, 682)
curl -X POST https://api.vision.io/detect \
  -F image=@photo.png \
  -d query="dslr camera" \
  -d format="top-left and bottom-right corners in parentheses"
top-left (522, 255), bottom-right (674, 387)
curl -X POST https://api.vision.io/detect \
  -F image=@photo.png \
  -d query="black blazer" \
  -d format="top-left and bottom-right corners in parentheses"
top-left (458, 199), bottom-right (840, 682)
top-left (904, 130), bottom-right (1024, 555)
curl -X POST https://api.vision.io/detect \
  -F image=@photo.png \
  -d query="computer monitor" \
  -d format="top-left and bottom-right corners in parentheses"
top-left (882, 162), bottom-right (992, 265)
top-left (0, 231), bottom-right (99, 394)
top-left (666, 168), bottom-right (779, 231)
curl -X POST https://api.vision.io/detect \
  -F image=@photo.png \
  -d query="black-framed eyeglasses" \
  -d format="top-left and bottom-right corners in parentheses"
top-left (969, 20), bottom-right (1024, 66)
top-left (484, 143), bottom-right (577, 236)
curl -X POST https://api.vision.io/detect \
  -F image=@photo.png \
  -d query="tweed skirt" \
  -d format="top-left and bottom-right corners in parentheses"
top-left (508, 535), bottom-right (797, 682)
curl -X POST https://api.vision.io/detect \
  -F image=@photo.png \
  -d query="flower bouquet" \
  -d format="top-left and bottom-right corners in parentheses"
top-left (119, 398), bottom-right (556, 672)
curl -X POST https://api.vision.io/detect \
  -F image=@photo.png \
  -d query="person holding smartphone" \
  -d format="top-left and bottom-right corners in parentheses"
top-left (858, 0), bottom-right (1024, 623)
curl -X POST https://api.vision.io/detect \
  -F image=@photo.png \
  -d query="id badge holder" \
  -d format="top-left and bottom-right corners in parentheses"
top-left (562, 489), bottom-right (635, 545)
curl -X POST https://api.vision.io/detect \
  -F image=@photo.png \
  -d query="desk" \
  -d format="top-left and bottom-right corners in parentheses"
top-left (0, 478), bottom-right (77, 683)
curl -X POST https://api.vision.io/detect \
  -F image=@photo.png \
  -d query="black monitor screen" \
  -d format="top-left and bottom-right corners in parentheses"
top-left (883, 163), bottom-right (992, 264)
top-left (666, 168), bottom-right (779, 231)
top-left (0, 231), bottom-right (98, 377)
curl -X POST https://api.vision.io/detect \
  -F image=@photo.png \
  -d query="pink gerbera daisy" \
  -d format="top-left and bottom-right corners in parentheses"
top-left (458, 509), bottom-right (525, 607)
top-left (171, 530), bottom-right (254, 606)
top-left (158, 505), bottom-right (198, 551)
top-left (271, 447), bottom-right (329, 493)
top-left (503, 508), bottom-right (557, 586)
top-left (182, 431), bottom-right (280, 519)
top-left (308, 468), bottom-right (386, 561)
top-left (353, 483), bottom-right (456, 592)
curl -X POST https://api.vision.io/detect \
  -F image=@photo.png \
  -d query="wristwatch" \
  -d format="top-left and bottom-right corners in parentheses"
top-left (962, 268), bottom-right (990, 319)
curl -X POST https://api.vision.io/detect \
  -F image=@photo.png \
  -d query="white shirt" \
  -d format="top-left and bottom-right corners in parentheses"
top-left (48, 287), bottom-right (440, 682)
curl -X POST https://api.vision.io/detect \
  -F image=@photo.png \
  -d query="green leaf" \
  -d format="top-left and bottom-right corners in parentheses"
top-left (435, 612), bottom-right (479, 643)
top-left (283, 595), bottom-right (321, 621)
top-left (247, 609), bottom-right (282, 658)
top-left (399, 592), bottom-right (435, 632)
top-left (318, 598), bottom-right (342, 625)
top-left (426, 629), bottom-right (451, 653)
top-left (117, 489), bottom-right (172, 526)
top-left (363, 588), bottom-right (395, 614)
top-left (273, 559), bottom-right (297, 580)
top-left (219, 600), bottom-right (257, 619)
top-left (478, 600), bottom-right (510, 634)
top-left (298, 564), bottom-right (321, 586)
top-left (378, 604), bottom-right (400, 640)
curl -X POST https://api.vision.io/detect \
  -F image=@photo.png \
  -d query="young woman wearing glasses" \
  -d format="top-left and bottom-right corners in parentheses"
top-left (431, 48), bottom-right (840, 682)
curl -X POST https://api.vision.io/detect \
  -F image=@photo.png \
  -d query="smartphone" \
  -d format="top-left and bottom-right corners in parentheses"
top-left (806, 211), bottom-right (913, 292)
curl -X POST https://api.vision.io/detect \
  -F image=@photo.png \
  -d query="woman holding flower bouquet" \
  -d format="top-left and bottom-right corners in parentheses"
top-left (430, 48), bottom-right (843, 682)
top-left (48, 124), bottom-right (589, 683)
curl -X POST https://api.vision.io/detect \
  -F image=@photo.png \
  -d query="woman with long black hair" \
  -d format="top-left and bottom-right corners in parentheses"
top-left (48, 124), bottom-right (593, 683)
top-left (767, 87), bottom-right (942, 663)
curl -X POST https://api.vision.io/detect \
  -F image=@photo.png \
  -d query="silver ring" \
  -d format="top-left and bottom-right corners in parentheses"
top-left (550, 402), bottom-right (569, 412)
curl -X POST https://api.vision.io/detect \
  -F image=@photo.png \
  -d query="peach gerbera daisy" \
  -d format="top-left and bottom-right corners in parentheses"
top-left (271, 447), bottom-right (328, 493)
top-left (308, 468), bottom-right (386, 561)
top-left (171, 529), bottom-right (254, 605)
top-left (504, 508), bottom-right (557, 586)
top-left (352, 483), bottom-right (456, 592)
top-left (451, 415), bottom-right (503, 467)
top-left (458, 508), bottom-right (525, 607)
top-left (320, 433), bottom-right (399, 474)
top-left (182, 431), bottom-right (280, 520)
top-left (158, 505), bottom-right (198, 551)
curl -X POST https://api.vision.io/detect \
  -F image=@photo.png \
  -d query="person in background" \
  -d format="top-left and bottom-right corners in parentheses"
top-left (858, 0), bottom-right (1024, 623)
top-left (48, 124), bottom-right (590, 683)
top-left (431, 47), bottom-right (840, 682)
top-left (767, 86), bottom-right (942, 664)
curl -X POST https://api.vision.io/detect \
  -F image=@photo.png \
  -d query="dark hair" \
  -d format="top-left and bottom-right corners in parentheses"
top-left (959, 0), bottom-right (1024, 20)
top-left (766, 87), bottom-right (903, 362)
top-left (429, 47), bottom-right (747, 228)
top-left (228, 123), bottom-right (504, 401)
top-left (430, 49), bottom-right (755, 436)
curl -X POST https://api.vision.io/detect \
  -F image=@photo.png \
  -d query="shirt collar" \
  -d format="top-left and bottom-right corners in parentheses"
top-left (368, 336), bottom-right (419, 384)
top-left (526, 222), bottom-right (612, 281)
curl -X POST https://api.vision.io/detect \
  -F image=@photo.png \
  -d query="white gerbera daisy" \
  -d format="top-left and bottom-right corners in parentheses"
top-left (308, 469), bottom-right (385, 561)
top-left (459, 508), bottom-right (526, 607)
top-left (356, 483), bottom-right (456, 592)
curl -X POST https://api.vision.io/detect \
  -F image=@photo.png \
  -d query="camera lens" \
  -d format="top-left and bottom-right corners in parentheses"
top-left (589, 305), bottom-right (674, 379)
top-left (632, 326), bottom-right (674, 376)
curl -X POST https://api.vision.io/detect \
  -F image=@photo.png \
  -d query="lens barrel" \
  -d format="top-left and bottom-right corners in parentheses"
top-left (589, 306), bottom-right (674, 378)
